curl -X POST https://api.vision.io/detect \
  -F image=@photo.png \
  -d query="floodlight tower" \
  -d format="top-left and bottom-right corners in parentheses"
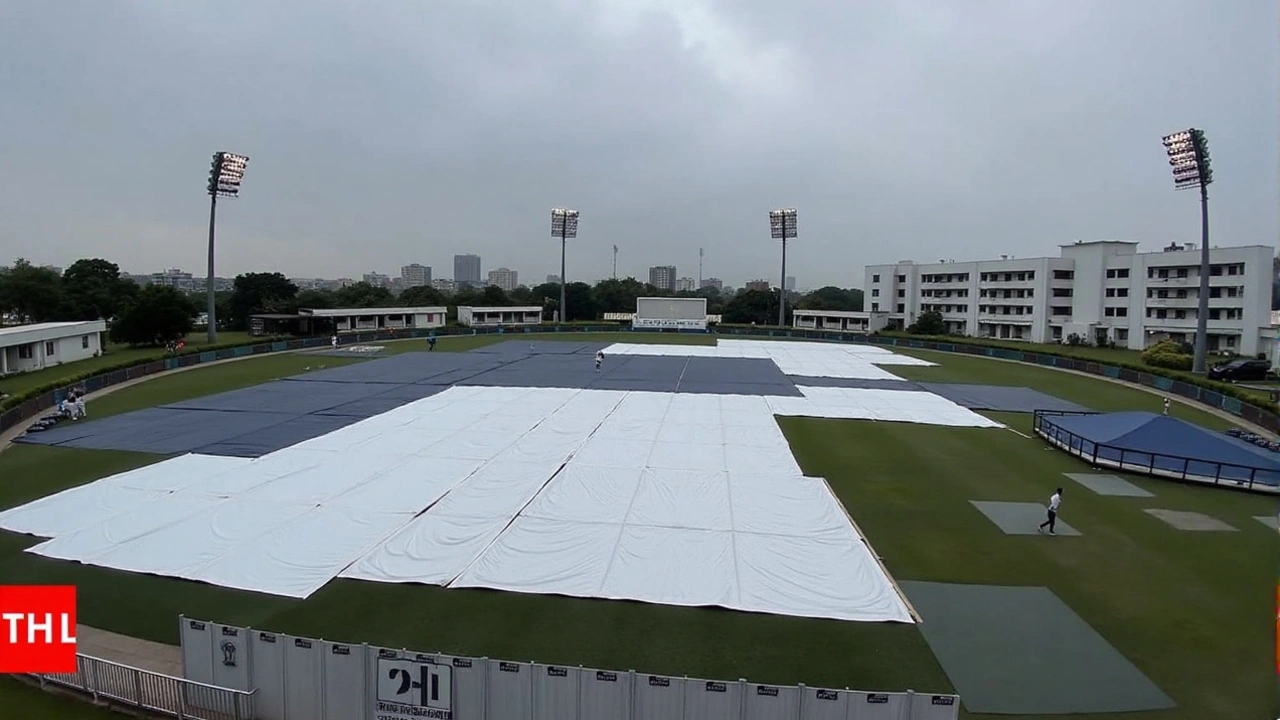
top-left (205, 152), bottom-right (250, 344)
top-left (769, 208), bottom-right (798, 326)
top-left (612, 244), bottom-right (618, 279)
top-left (698, 247), bottom-right (704, 288)
top-left (1161, 129), bottom-right (1214, 374)
top-left (551, 208), bottom-right (579, 322)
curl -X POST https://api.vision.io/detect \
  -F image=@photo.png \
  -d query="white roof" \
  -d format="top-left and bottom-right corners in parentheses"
top-left (791, 309), bottom-right (882, 318)
top-left (460, 306), bottom-right (543, 312)
top-left (0, 320), bottom-right (106, 345)
top-left (301, 307), bottom-right (445, 317)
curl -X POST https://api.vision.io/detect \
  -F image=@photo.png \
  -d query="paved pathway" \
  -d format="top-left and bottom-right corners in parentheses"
top-left (77, 625), bottom-right (183, 676)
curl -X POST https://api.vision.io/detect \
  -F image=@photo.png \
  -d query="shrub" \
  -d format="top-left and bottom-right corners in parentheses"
top-left (1141, 340), bottom-right (1193, 371)
top-left (1143, 351), bottom-right (1194, 371)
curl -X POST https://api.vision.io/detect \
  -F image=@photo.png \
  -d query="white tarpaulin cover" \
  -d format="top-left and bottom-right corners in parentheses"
top-left (601, 338), bottom-right (936, 378)
top-left (2, 342), bottom-right (996, 623)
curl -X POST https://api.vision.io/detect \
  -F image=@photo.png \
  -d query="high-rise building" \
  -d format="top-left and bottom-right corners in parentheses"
top-left (701, 277), bottom-right (723, 291)
top-left (675, 277), bottom-right (696, 292)
top-left (546, 274), bottom-right (561, 285)
top-left (401, 263), bottom-right (432, 287)
top-left (363, 272), bottom-right (391, 288)
top-left (487, 267), bottom-right (519, 292)
top-left (865, 240), bottom-right (1274, 353)
top-left (431, 278), bottom-right (456, 292)
top-left (454, 254), bottom-right (482, 287)
top-left (785, 276), bottom-right (796, 291)
top-left (745, 279), bottom-right (771, 292)
top-left (648, 265), bottom-right (677, 291)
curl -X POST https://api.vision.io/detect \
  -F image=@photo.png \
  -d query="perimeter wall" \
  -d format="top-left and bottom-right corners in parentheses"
top-left (180, 617), bottom-right (961, 720)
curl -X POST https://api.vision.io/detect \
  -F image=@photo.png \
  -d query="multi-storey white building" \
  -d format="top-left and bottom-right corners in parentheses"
top-left (865, 241), bottom-right (1275, 356)
top-left (487, 267), bottom-right (519, 292)
top-left (400, 263), bottom-right (431, 288)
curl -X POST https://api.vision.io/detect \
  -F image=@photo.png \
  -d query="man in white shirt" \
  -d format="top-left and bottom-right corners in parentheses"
top-left (1163, 397), bottom-right (1170, 416)
top-left (1038, 488), bottom-right (1063, 535)
top-left (595, 350), bottom-right (604, 372)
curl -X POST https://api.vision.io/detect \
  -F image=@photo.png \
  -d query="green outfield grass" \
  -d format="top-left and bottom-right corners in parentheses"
top-left (0, 335), bottom-right (1273, 719)
top-left (0, 677), bottom-right (133, 719)
top-left (0, 331), bottom-right (260, 399)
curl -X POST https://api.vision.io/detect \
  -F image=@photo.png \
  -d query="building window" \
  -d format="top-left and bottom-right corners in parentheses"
top-left (1176, 268), bottom-right (1188, 278)
top-left (1053, 270), bottom-right (1073, 280)
top-left (45, 341), bottom-right (55, 356)
top-left (871, 302), bottom-right (879, 311)
top-left (871, 289), bottom-right (879, 297)
top-left (1116, 288), bottom-right (1128, 297)
top-left (896, 289), bottom-right (905, 298)
top-left (81, 335), bottom-right (90, 349)
top-left (896, 303), bottom-right (905, 313)
top-left (872, 274), bottom-right (880, 283)
top-left (896, 275), bottom-right (905, 283)
top-left (18, 344), bottom-right (33, 360)
top-left (1174, 310), bottom-right (1186, 320)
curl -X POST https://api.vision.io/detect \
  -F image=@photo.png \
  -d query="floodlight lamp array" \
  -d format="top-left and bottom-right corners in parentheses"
top-left (551, 208), bottom-right (579, 238)
top-left (207, 152), bottom-right (250, 197)
top-left (769, 207), bottom-right (798, 240)
top-left (1161, 129), bottom-right (1211, 190)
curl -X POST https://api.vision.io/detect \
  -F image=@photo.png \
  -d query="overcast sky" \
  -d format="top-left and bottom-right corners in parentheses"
top-left (0, 1), bottom-right (1275, 289)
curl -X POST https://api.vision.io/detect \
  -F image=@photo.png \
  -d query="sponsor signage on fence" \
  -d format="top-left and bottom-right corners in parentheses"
top-left (0, 585), bottom-right (77, 673)
top-left (633, 318), bottom-right (707, 329)
top-left (376, 656), bottom-right (454, 720)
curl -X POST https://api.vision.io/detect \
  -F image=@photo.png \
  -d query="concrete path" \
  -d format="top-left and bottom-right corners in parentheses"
top-left (77, 625), bottom-right (183, 676)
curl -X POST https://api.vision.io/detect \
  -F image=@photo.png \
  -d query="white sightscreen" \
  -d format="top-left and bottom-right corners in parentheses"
top-left (636, 296), bottom-right (707, 321)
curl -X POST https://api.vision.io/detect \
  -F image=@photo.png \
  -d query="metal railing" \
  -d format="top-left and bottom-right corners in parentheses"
top-left (29, 653), bottom-right (256, 720)
top-left (1032, 409), bottom-right (1280, 494)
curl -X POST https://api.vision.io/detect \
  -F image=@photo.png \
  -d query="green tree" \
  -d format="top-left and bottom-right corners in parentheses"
top-left (60, 258), bottom-right (138, 321)
top-left (227, 273), bottom-right (298, 330)
top-left (479, 285), bottom-right (511, 307)
top-left (562, 282), bottom-right (599, 322)
top-left (907, 309), bottom-right (946, 335)
top-left (292, 288), bottom-right (337, 311)
top-left (399, 285), bottom-right (445, 307)
top-left (334, 282), bottom-right (395, 308)
top-left (0, 259), bottom-right (64, 323)
top-left (592, 278), bottom-right (649, 314)
top-left (110, 284), bottom-right (196, 345)
top-left (722, 289), bottom-right (780, 326)
top-left (795, 286), bottom-right (864, 312)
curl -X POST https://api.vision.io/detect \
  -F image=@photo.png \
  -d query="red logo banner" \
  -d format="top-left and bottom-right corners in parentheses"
top-left (0, 585), bottom-right (77, 673)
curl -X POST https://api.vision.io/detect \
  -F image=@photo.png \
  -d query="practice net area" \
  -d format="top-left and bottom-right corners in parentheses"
top-left (0, 340), bottom-right (1003, 624)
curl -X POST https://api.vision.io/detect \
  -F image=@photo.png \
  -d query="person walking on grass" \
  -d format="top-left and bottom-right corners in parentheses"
top-left (1039, 488), bottom-right (1063, 535)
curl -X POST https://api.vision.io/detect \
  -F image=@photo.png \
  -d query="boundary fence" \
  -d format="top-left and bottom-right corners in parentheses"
top-left (4, 324), bottom-right (1276, 437)
top-left (180, 617), bottom-right (961, 720)
top-left (28, 651), bottom-right (256, 720)
top-left (1032, 409), bottom-right (1280, 493)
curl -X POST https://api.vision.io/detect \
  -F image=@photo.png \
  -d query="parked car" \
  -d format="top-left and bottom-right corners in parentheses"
top-left (1207, 358), bottom-right (1272, 382)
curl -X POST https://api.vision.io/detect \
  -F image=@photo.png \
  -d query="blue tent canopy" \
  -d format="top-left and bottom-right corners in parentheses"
top-left (1044, 411), bottom-right (1280, 487)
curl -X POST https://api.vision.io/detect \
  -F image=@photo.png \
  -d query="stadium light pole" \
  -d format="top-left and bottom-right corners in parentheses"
top-left (205, 151), bottom-right (250, 345)
top-left (551, 208), bottom-right (579, 323)
top-left (1161, 129), bottom-right (1214, 374)
top-left (769, 208), bottom-right (798, 326)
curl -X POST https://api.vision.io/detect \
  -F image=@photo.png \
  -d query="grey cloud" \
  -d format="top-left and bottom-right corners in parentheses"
top-left (0, 0), bottom-right (1274, 287)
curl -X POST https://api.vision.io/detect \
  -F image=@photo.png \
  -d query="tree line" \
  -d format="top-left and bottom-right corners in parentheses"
top-left (0, 258), bottom-right (864, 346)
